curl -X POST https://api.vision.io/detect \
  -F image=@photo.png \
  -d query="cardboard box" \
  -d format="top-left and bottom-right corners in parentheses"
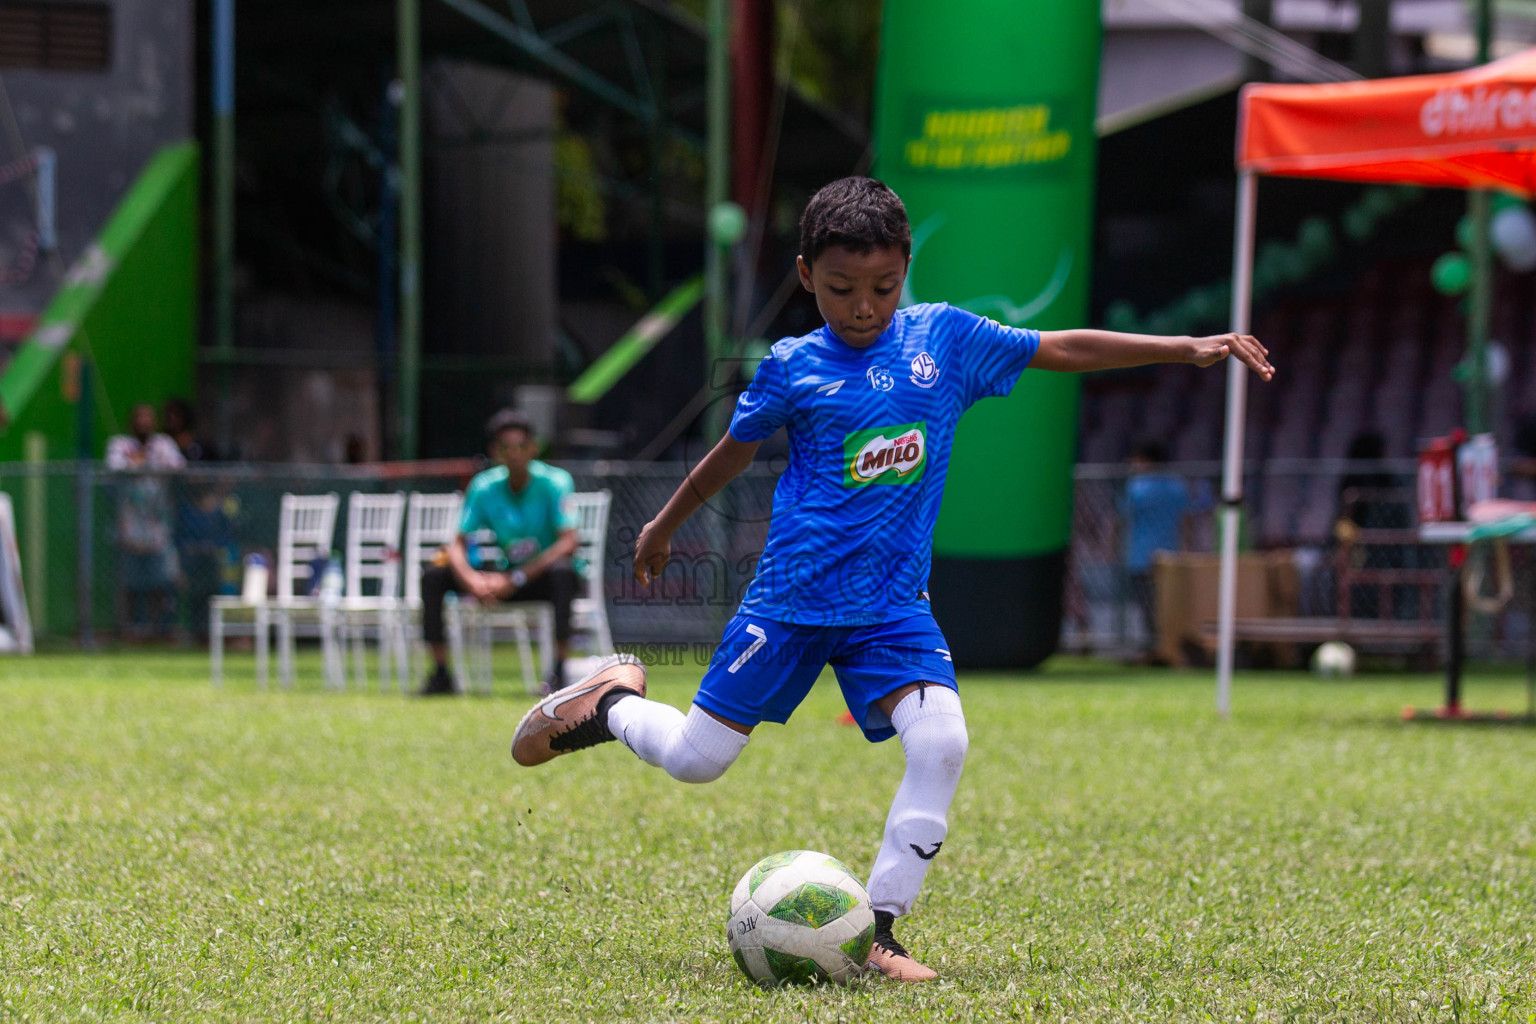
top-left (1152, 552), bottom-right (1299, 666)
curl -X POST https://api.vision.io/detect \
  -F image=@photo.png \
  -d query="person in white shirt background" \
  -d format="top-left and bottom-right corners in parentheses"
top-left (106, 404), bottom-right (187, 641)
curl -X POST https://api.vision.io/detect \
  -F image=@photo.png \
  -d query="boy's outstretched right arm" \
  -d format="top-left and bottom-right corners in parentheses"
top-left (1032, 329), bottom-right (1274, 380)
top-left (634, 434), bottom-right (761, 583)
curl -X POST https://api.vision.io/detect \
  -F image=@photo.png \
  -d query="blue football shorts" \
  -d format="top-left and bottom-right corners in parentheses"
top-left (693, 612), bottom-right (958, 742)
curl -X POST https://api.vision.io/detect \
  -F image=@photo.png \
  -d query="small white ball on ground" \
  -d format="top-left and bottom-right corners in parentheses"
top-left (1312, 640), bottom-right (1357, 678)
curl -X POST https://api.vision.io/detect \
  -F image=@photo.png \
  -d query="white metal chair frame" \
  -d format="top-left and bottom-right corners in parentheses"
top-left (210, 492), bottom-right (340, 689)
top-left (444, 539), bottom-right (543, 698)
top-left (331, 491), bottom-right (407, 692)
top-left (452, 490), bottom-right (615, 695)
top-left (399, 491), bottom-right (463, 688)
top-left (569, 490), bottom-right (616, 657)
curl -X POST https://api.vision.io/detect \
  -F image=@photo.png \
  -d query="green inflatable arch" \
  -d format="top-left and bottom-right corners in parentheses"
top-left (875, 2), bottom-right (1100, 668)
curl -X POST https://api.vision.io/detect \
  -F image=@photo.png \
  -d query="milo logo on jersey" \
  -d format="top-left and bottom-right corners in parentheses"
top-left (844, 422), bottom-right (928, 487)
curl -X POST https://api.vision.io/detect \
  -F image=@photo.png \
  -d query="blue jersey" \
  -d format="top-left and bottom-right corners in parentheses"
top-left (1122, 473), bottom-right (1191, 572)
top-left (728, 302), bottom-right (1039, 625)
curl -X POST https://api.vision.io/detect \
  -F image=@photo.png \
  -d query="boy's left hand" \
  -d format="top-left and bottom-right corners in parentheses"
top-left (1187, 334), bottom-right (1274, 381)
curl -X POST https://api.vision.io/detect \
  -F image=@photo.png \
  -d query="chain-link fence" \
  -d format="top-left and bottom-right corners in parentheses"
top-left (0, 459), bottom-right (779, 648)
top-left (1, 457), bottom-right (1530, 665)
top-left (1067, 459), bottom-right (1533, 665)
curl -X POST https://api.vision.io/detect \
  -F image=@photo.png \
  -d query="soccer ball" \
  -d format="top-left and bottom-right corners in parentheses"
top-left (726, 850), bottom-right (874, 986)
top-left (1312, 640), bottom-right (1357, 678)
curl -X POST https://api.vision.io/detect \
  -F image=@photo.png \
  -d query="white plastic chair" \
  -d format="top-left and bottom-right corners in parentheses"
top-left (453, 490), bottom-right (615, 695)
top-left (447, 542), bottom-right (544, 698)
top-left (569, 490), bottom-right (616, 657)
top-left (333, 491), bottom-right (407, 692)
top-left (400, 491), bottom-right (463, 688)
top-left (209, 492), bottom-right (340, 689)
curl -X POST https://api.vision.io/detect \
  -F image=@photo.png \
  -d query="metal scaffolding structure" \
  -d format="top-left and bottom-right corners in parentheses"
top-left (206, 0), bottom-right (864, 459)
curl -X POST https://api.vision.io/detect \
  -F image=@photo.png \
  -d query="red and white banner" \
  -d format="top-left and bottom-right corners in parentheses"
top-left (1239, 49), bottom-right (1536, 194)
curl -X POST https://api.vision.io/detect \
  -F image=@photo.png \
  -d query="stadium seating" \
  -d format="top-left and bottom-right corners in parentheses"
top-left (1080, 259), bottom-right (1536, 547)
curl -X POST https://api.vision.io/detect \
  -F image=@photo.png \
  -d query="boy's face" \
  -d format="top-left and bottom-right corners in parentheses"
top-left (797, 244), bottom-right (909, 348)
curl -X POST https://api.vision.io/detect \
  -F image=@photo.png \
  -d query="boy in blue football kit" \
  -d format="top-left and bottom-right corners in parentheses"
top-left (512, 177), bottom-right (1273, 981)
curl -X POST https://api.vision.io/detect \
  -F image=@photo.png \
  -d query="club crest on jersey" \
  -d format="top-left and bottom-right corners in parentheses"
top-left (844, 422), bottom-right (928, 487)
top-left (866, 366), bottom-right (895, 392)
top-left (909, 352), bottom-right (940, 388)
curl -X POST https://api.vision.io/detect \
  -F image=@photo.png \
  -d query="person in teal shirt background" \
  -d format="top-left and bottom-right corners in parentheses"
top-left (419, 409), bottom-right (579, 695)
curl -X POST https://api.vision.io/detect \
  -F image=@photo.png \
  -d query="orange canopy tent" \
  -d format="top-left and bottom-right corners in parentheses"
top-left (1240, 49), bottom-right (1536, 192)
top-left (1215, 51), bottom-right (1536, 713)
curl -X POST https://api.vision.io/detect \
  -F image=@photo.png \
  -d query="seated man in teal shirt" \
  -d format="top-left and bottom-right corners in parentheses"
top-left (420, 410), bottom-right (579, 695)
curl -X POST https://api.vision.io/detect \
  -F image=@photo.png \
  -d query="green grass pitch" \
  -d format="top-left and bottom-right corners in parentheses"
top-left (2, 649), bottom-right (1535, 1021)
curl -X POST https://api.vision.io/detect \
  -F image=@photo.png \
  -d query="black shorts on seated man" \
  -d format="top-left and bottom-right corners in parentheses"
top-left (420, 409), bottom-right (579, 696)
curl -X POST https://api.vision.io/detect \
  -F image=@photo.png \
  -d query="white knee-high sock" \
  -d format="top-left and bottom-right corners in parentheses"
top-left (865, 686), bottom-right (968, 917)
top-left (606, 698), bottom-right (748, 784)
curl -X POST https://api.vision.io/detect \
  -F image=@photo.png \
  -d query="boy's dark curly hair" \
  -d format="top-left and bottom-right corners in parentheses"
top-left (798, 177), bottom-right (912, 266)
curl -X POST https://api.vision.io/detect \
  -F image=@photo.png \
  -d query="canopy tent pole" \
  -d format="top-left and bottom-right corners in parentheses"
top-left (1216, 169), bottom-right (1257, 718)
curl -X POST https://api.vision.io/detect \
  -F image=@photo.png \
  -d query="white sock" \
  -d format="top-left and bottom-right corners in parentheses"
top-left (606, 698), bottom-right (748, 784)
top-left (865, 685), bottom-right (968, 917)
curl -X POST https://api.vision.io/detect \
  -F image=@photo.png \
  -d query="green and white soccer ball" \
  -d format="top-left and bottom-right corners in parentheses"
top-left (726, 850), bottom-right (874, 986)
top-left (1312, 640), bottom-right (1357, 678)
